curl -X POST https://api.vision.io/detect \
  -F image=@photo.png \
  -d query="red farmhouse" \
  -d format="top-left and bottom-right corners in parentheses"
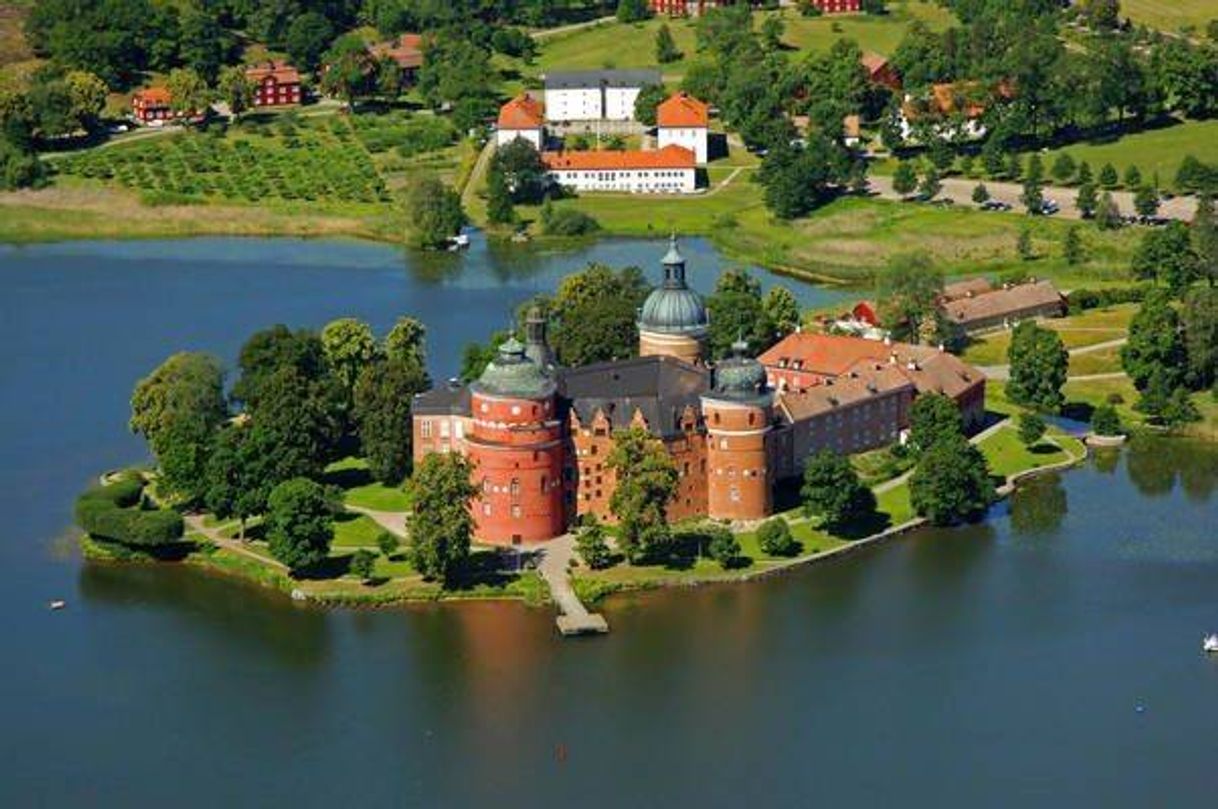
top-left (132, 87), bottom-right (182, 124)
top-left (245, 61), bottom-right (302, 107)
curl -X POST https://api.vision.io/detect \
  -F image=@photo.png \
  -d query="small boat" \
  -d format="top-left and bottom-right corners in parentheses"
top-left (49, 600), bottom-right (66, 611)
top-left (1204, 634), bottom-right (1218, 654)
top-left (448, 233), bottom-right (471, 250)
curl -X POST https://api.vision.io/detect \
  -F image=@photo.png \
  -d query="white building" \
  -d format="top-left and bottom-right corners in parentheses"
top-left (656, 92), bottom-right (710, 165)
top-left (542, 69), bottom-right (662, 123)
top-left (495, 93), bottom-right (546, 150)
top-left (542, 145), bottom-right (697, 194)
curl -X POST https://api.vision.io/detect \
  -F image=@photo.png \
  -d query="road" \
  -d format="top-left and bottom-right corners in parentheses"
top-left (867, 175), bottom-right (1198, 222)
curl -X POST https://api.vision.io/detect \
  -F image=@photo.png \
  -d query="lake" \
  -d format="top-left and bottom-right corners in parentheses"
top-left (1, 237), bottom-right (1216, 806)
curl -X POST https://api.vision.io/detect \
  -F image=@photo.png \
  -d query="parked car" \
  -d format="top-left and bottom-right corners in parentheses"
top-left (981, 200), bottom-right (1012, 211)
top-left (1040, 199), bottom-right (1060, 215)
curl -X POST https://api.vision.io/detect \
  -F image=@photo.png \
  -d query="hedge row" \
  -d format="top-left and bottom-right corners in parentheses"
top-left (1067, 285), bottom-right (1150, 311)
top-left (75, 475), bottom-right (184, 547)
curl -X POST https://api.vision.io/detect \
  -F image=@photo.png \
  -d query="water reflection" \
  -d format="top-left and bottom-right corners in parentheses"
top-left (77, 562), bottom-right (330, 666)
top-left (1008, 473), bottom-right (1068, 537)
top-left (1125, 436), bottom-right (1218, 501)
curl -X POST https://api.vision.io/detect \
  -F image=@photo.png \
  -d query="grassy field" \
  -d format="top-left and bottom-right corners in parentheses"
top-left (961, 304), bottom-right (1136, 365)
top-left (331, 513), bottom-right (387, 548)
top-left (1038, 119), bottom-right (1218, 192)
top-left (1068, 345), bottom-right (1123, 376)
top-left (977, 424), bottom-right (1075, 479)
top-left (324, 457), bottom-right (414, 512)
top-left (528, 2), bottom-right (955, 83)
top-left (1122, 0), bottom-right (1216, 33)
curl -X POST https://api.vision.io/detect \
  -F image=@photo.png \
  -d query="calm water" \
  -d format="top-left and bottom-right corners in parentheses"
top-left (2, 237), bottom-right (1216, 806)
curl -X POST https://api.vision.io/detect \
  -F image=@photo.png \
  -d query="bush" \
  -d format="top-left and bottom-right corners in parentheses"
top-left (542, 207), bottom-right (601, 236)
top-left (350, 548), bottom-right (376, 581)
top-left (377, 530), bottom-right (400, 558)
top-left (1017, 412), bottom-right (1047, 446)
top-left (757, 517), bottom-right (799, 556)
top-left (706, 524), bottom-right (742, 569)
top-left (1091, 404), bottom-right (1122, 436)
top-left (1066, 285), bottom-right (1149, 312)
top-left (74, 475), bottom-right (185, 547)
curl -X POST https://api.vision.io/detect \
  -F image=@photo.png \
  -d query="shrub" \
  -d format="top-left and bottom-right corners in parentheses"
top-left (542, 207), bottom-right (601, 236)
top-left (74, 475), bottom-right (185, 547)
top-left (350, 549), bottom-right (376, 581)
top-left (1091, 404), bottom-right (1122, 436)
top-left (706, 524), bottom-right (742, 569)
top-left (757, 517), bottom-right (799, 556)
top-left (1017, 412), bottom-right (1047, 446)
top-left (377, 530), bottom-right (400, 558)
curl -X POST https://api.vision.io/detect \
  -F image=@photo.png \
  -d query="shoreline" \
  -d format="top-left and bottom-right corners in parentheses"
top-left (76, 431), bottom-right (1091, 612)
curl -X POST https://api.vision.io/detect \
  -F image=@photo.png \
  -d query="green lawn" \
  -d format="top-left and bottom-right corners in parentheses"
top-left (1122, 0), bottom-right (1217, 33)
top-left (528, 2), bottom-right (954, 83)
top-left (331, 513), bottom-right (387, 548)
top-left (961, 304), bottom-right (1136, 366)
top-left (1068, 345), bottom-right (1124, 376)
top-left (1038, 119), bottom-right (1218, 193)
top-left (976, 425), bottom-right (1073, 479)
top-left (324, 457), bottom-right (413, 512)
top-left (875, 481), bottom-right (914, 526)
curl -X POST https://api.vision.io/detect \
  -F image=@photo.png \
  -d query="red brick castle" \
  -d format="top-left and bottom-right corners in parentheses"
top-left (413, 238), bottom-right (984, 545)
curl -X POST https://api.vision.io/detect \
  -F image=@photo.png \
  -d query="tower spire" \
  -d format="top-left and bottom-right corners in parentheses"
top-left (661, 232), bottom-right (686, 289)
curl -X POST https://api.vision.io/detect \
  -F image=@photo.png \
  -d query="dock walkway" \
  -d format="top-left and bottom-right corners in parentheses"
top-left (537, 533), bottom-right (608, 636)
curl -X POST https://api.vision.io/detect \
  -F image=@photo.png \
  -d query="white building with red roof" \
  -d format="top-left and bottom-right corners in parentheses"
top-left (496, 94), bottom-right (546, 150)
top-left (656, 92), bottom-right (709, 164)
top-left (542, 144), bottom-right (697, 194)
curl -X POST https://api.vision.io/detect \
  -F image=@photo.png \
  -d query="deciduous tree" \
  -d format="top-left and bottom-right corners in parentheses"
top-left (608, 426), bottom-right (678, 563)
top-left (757, 516), bottom-right (799, 556)
top-left (801, 450), bottom-right (876, 529)
top-left (909, 433), bottom-right (996, 526)
top-left (908, 392), bottom-right (963, 453)
top-left (1007, 321), bottom-right (1068, 412)
top-left (265, 477), bottom-right (336, 574)
top-left (407, 176), bottom-right (466, 249)
top-left (408, 452), bottom-right (477, 584)
top-left (353, 357), bottom-right (428, 484)
top-left (875, 251), bottom-right (943, 342)
top-left (1122, 291), bottom-right (1187, 391)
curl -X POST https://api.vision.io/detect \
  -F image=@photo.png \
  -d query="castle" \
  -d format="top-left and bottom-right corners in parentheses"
top-left (412, 238), bottom-right (985, 545)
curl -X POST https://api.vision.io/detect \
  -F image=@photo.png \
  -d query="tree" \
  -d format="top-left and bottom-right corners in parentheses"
top-left (320, 34), bottom-right (374, 108)
top-left (608, 426), bottom-right (678, 563)
top-left (1017, 412), bottom-right (1047, 447)
top-left (763, 285), bottom-right (802, 339)
top-left (485, 163), bottom-right (516, 226)
top-left (757, 517), bottom-right (799, 556)
top-left (707, 268), bottom-right (770, 358)
top-left (909, 433), bottom-right (996, 526)
top-left (575, 519), bottom-right (613, 570)
top-left (353, 357), bottom-right (428, 484)
top-left (1091, 403), bottom-right (1122, 436)
top-left (385, 317), bottom-right (428, 369)
top-left (217, 66), bottom-right (253, 117)
top-left (893, 160), bottom-right (918, 197)
top-left (655, 23), bottom-right (682, 64)
top-left (492, 138), bottom-right (548, 204)
top-left (982, 141), bottom-right (1006, 178)
top-left (1122, 291), bottom-right (1187, 391)
top-left (265, 478), bottom-right (336, 574)
top-left (1006, 152), bottom-right (1022, 182)
top-left (166, 68), bottom-right (209, 117)
top-left (321, 317), bottom-right (378, 403)
top-left (1076, 181), bottom-right (1097, 218)
top-left (972, 183), bottom-right (990, 204)
top-left (375, 58), bottom-right (403, 100)
top-left (129, 351), bottom-right (228, 499)
top-left (908, 392), bottom-right (963, 454)
top-left (617, 0), bottom-right (652, 23)
top-left (706, 524), bottom-right (742, 569)
top-left (1017, 227), bottom-right (1035, 260)
top-left (1182, 288), bottom-right (1218, 389)
top-left (1007, 321), bottom-right (1068, 412)
top-left (178, 7), bottom-right (227, 82)
top-left (801, 450), bottom-right (876, 529)
top-left (1098, 162), bottom-right (1119, 188)
top-left (377, 530), bottom-right (400, 559)
top-left (633, 83), bottom-right (669, 126)
top-left (1076, 160), bottom-right (1093, 187)
top-left (64, 71), bottom-right (107, 132)
top-left (285, 12), bottom-right (334, 74)
top-left (1021, 160), bottom-right (1044, 213)
top-left (875, 251), bottom-right (943, 342)
top-left (548, 263), bottom-right (649, 365)
top-left (350, 549), bottom-right (376, 582)
top-left (1051, 153), bottom-right (1076, 185)
top-left (204, 425), bottom-right (274, 539)
top-left (760, 14), bottom-right (785, 51)
top-left (408, 452), bottom-right (476, 584)
top-left (1064, 225), bottom-right (1084, 265)
top-left (757, 136), bottom-right (849, 218)
top-left (1080, 0), bottom-right (1120, 30)
top-left (1192, 194), bottom-right (1217, 287)
top-left (918, 166), bottom-right (941, 200)
top-left (1095, 191), bottom-right (1121, 230)
top-left (233, 325), bottom-right (327, 408)
top-left (1123, 164), bottom-right (1142, 189)
top-left (407, 176), bottom-right (466, 249)
top-left (1133, 185), bottom-right (1160, 218)
top-left (1135, 368), bottom-right (1200, 426)
top-left (1131, 221), bottom-right (1198, 292)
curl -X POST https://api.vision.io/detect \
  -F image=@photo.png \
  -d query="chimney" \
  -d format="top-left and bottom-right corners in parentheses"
top-left (906, 360), bottom-right (919, 371)
top-left (889, 352), bottom-right (897, 365)
top-left (938, 342), bottom-right (945, 352)
top-left (883, 335), bottom-right (892, 346)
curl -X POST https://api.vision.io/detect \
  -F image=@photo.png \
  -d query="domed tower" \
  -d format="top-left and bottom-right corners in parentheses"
top-left (638, 235), bottom-right (709, 364)
top-left (466, 337), bottom-right (565, 545)
top-left (702, 340), bottom-right (774, 521)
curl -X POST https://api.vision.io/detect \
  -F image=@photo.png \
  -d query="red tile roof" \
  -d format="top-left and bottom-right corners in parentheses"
top-left (778, 366), bottom-right (914, 421)
top-left (498, 93), bottom-right (545, 129)
top-left (245, 60), bottom-right (301, 84)
top-left (941, 277), bottom-right (995, 301)
top-left (371, 33), bottom-right (424, 69)
top-left (542, 144), bottom-right (696, 171)
top-left (656, 92), bottom-right (709, 128)
top-left (133, 87), bottom-right (171, 106)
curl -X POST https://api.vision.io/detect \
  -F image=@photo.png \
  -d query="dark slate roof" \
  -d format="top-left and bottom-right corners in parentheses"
top-left (558, 355), bottom-right (709, 439)
top-left (413, 382), bottom-right (470, 416)
top-left (543, 69), bottom-right (662, 90)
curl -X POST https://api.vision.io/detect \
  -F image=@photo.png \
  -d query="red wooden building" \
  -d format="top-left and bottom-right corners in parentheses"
top-left (810, 0), bottom-right (860, 12)
top-left (131, 88), bottom-right (182, 124)
top-left (245, 61), bottom-right (302, 107)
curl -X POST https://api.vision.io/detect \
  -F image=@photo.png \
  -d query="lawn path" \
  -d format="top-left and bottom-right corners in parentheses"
top-left (183, 513), bottom-right (289, 572)
top-left (344, 505), bottom-right (408, 539)
top-left (979, 336), bottom-right (1127, 380)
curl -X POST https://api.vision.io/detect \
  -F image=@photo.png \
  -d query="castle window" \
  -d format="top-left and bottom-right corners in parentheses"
top-left (440, 421), bottom-right (450, 438)
top-left (511, 504), bottom-right (521, 519)
top-left (683, 462), bottom-right (689, 476)
top-left (510, 478), bottom-right (521, 502)
top-left (540, 475), bottom-right (547, 492)
top-left (480, 402), bottom-right (489, 413)
top-left (482, 478), bottom-right (490, 494)
top-left (511, 405), bottom-right (521, 416)
top-left (730, 486), bottom-right (740, 502)
top-left (713, 412), bottom-right (721, 425)
top-left (748, 412), bottom-right (756, 426)
top-left (719, 438), bottom-right (728, 450)
top-left (482, 503), bottom-right (491, 516)
top-left (591, 444), bottom-right (598, 455)
top-left (421, 420), bottom-right (433, 439)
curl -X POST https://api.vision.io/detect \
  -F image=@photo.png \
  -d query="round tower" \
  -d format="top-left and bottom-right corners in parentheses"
top-left (466, 337), bottom-right (565, 545)
top-left (702, 341), bottom-right (773, 521)
top-left (638, 235), bottom-right (708, 364)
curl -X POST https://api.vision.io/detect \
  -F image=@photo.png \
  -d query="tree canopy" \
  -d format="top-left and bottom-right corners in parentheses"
top-left (608, 426), bottom-right (678, 563)
top-left (265, 477), bottom-right (336, 574)
top-left (909, 433), bottom-right (996, 526)
top-left (408, 452), bottom-right (477, 585)
top-left (801, 450), bottom-right (876, 529)
top-left (1006, 321), bottom-right (1068, 412)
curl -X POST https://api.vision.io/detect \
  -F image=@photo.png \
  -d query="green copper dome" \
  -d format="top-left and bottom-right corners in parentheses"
top-left (638, 235), bottom-right (709, 336)
top-left (473, 337), bottom-right (556, 399)
top-left (708, 340), bottom-right (772, 405)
